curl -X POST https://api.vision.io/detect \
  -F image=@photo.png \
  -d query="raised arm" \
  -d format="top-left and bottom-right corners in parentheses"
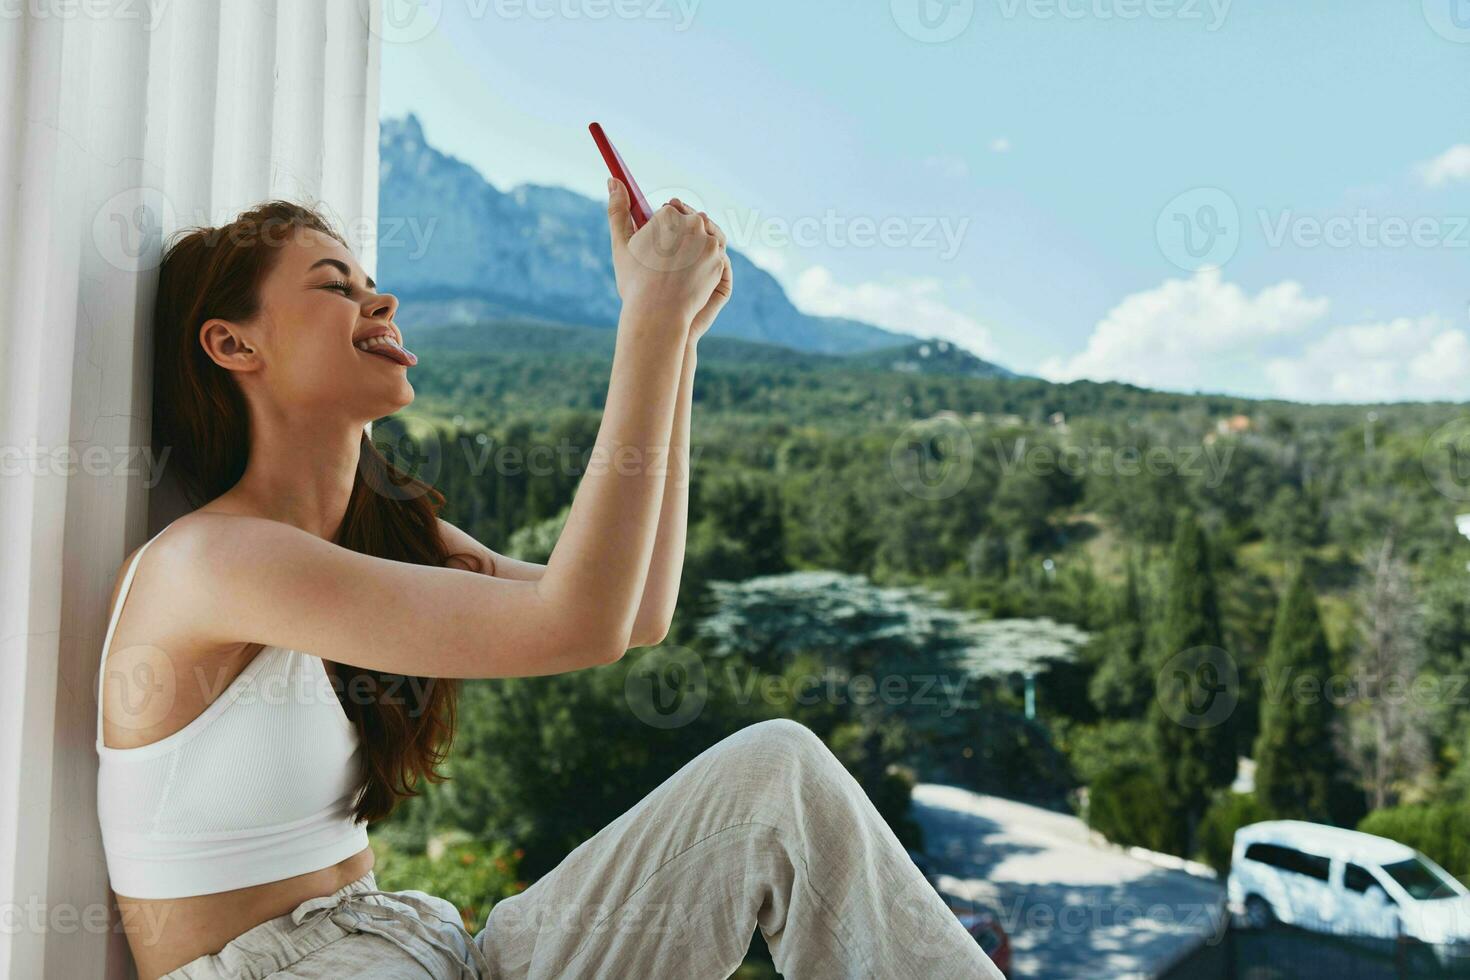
top-left (537, 182), bottom-right (726, 650)
top-left (161, 183), bottom-right (725, 680)
top-left (625, 201), bottom-right (732, 647)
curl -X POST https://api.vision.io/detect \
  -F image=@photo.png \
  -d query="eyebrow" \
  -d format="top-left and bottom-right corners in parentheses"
top-left (307, 257), bottom-right (376, 291)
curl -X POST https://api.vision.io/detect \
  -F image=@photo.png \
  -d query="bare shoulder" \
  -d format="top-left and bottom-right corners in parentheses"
top-left (106, 513), bottom-right (210, 611)
top-left (106, 545), bottom-right (145, 626)
top-left (104, 512), bottom-right (239, 661)
top-left (124, 511), bottom-right (244, 580)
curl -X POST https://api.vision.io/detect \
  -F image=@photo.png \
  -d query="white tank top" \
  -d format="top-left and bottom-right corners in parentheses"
top-left (95, 521), bottom-right (371, 899)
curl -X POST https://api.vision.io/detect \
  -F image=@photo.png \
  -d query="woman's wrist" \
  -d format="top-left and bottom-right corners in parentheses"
top-left (619, 294), bottom-right (694, 341)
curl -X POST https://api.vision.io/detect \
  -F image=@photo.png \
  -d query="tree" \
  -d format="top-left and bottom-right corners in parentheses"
top-left (987, 468), bottom-right (1058, 557)
top-left (1340, 535), bottom-right (1431, 810)
top-left (1148, 511), bottom-right (1237, 855)
top-left (784, 470), bottom-right (881, 574)
top-left (1196, 791), bottom-right (1268, 877)
top-left (1253, 568), bottom-right (1337, 821)
top-left (1261, 485), bottom-right (1324, 558)
top-left (1089, 560), bottom-right (1152, 718)
top-left (1085, 764), bottom-right (1175, 853)
top-left (694, 570), bottom-right (989, 746)
top-left (691, 471), bottom-right (788, 579)
top-left (693, 571), bottom-right (1079, 803)
top-left (437, 653), bottom-right (761, 883)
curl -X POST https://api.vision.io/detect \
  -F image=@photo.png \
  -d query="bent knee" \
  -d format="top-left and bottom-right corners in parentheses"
top-left (702, 720), bottom-right (859, 825)
top-left (729, 718), bottom-right (836, 771)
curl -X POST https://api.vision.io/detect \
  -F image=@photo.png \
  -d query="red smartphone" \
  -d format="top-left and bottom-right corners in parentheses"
top-left (589, 122), bottom-right (654, 229)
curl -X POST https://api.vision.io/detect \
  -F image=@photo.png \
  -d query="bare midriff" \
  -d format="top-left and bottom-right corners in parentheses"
top-left (117, 845), bottom-right (375, 980)
top-left (102, 576), bottom-right (376, 980)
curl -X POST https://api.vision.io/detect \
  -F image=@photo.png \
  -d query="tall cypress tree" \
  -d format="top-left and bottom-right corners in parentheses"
top-left (1253, 568), bottom-right (1337, 821)
top-left (1150, 511), bottom-right (1237, 855)
top-left (1089, 558), bottom-right (1151, 718)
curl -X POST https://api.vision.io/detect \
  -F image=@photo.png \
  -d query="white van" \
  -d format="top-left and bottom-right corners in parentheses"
top-left (1228, 820), bottom-right (1470, 952)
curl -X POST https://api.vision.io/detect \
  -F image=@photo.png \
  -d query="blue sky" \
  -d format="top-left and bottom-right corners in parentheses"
top-left (379, 0), bottom-right (1470, 403)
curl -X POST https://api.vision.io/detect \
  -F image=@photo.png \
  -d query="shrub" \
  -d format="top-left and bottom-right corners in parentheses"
top-left (1085, 764), bottom-right (1179, 855)
top-left (369, 833), bottom-right (528, 931)
top-left (1196, 791), bottom-right (1267, 877)
top-left (1358, 805), bottom-right (1470, 881)
top-left (1062, 719), bottom-right (1154, 786)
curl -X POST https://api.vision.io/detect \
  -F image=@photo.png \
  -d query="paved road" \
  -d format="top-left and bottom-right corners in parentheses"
top-left (910, 784), bottom-right (1227, 980)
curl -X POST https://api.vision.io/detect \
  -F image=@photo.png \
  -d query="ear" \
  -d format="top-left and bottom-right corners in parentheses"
top-left (199, 317), bottom-right (258, 372)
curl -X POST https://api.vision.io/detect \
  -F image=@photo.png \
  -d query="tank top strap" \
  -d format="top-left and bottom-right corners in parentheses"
top-left (96, 519), bottom-right (182, 749)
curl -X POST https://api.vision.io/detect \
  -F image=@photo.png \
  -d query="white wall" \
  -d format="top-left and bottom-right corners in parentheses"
top-left (0, 2), bottom-right (382, 976)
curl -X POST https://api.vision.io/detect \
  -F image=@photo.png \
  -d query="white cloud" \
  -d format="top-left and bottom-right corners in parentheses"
top-left (1039, 268), bottom-right (1330, 392)
top-left (989, 137), bottom-right (1011, 153)
top-left (1265, 315), bottom-right (1470, 403)
top-left (791, 265), bottom-right (998, 359)
top-left (1418, 144), bottom-right (1470, 188)
top-left (742, 244), bottom-right (789, 276)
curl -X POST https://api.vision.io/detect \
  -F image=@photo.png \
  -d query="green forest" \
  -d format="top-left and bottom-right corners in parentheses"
top-left (364, 319), bottom-right (1470, 950)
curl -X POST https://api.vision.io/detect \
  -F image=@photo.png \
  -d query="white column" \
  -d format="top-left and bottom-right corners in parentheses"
top-left (0, 2), bottom-right (382, 976)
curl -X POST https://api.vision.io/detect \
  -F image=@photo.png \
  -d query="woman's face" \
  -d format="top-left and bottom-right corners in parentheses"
top-left (203, 226), bottom-right (416, 425)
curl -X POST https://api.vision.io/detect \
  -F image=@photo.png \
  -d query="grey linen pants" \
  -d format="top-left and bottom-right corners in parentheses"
top-left (161, 718), bottom-right (1004, 979)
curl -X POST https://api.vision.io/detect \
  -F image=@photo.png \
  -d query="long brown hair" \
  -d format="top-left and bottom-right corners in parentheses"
top-left (151, 199), bottom-right (480, 825)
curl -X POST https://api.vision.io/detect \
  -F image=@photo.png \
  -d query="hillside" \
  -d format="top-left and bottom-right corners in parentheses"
top-left (378, 113), bottom-right (942, 358)
top-left (403, 318), bottom-right (1458, 432)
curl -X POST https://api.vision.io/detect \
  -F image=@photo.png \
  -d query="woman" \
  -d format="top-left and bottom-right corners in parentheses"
top-left (95, 183), bottom-right (1004, 979)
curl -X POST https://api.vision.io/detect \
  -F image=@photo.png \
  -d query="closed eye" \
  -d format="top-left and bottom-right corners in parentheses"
top-left (321, 279), bottom-right (354, 296)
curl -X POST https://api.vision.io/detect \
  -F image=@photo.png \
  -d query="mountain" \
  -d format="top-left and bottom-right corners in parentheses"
top-left (847, 337), bottom-right (1014, 379)
top-left (377, 113), bottom-right (1003, 363)
top-left (401, 314), bottom-right (1012, 379)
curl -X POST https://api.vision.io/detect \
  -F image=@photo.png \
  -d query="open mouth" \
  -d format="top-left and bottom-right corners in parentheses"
top-left (354, 335), bottom-right (418, 367)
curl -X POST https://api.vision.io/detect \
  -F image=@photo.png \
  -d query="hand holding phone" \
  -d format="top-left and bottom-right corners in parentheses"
top-left (594, 122), bottom-right (729, 330)
top-left (590, 122), bottom-right (655, 229)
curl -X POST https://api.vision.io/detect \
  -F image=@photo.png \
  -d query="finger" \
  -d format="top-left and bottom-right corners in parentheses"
top-left (715, 253), bottom-right (733, 297)
top-left (606, 179), bottom-right (636, 248)
top-left (698, 212), bottom-right (725, 249)
top-left (653, 201), bottom-right (691, 233)
top-left (699, 256), bottom-right (734, 325)
top-left (666, 198), bottom-right (695, 215)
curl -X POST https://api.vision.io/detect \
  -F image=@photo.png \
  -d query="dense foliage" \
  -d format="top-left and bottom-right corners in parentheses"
top-left (1252, 570), bottom-right (1352, 822)
top-left (1357, 804), bottom-right (1470, 881)
top-left (371, 323), bottom-right (1470, 909)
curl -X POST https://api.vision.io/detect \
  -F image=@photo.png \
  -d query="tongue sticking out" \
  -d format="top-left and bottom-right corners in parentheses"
top-left (361, 338), bottom-right (418, 367)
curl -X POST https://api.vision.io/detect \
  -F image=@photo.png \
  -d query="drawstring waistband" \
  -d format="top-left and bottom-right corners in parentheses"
top-left (291, 884), bottom-right (493, 979)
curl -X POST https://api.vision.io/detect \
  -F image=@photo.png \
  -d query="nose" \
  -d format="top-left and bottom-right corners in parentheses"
top-left (364, 290), bottom-right (398, 324)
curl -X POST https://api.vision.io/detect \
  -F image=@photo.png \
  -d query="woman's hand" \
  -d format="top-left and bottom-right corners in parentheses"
top-left (606, 179), bottom-right (725, 332)
top-left (664, 199), bottom-right (733, 345)
top-left (691, 252), bottom-right (732, 344)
